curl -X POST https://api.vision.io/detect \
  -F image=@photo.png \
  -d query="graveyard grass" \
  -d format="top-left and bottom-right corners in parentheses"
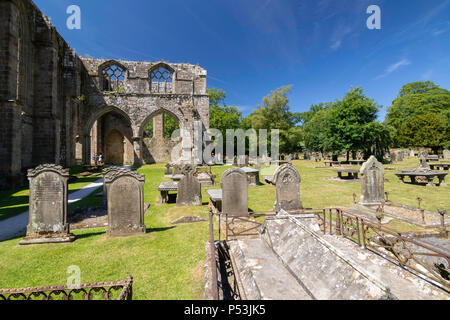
top-left (0, 157), bottom-right (449, 299)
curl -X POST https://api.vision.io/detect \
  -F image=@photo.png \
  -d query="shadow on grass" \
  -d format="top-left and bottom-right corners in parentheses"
top-left (75, 231), bottom-right (106, 240)
top-left (146, 226), bottom-right (175, 233)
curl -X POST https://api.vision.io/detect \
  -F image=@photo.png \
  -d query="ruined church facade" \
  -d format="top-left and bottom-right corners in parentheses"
top-left (0, 0), bottom-right (209, 189)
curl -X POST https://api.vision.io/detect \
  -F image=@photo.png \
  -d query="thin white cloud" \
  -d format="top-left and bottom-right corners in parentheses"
top-left (330, 40), bottom-right (342, 50)
top-left (374, 59), bottom-right (411, 80)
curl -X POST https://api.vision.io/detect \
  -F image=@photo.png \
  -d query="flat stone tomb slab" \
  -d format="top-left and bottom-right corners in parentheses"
top-left (158, 181), bottom-right (178, 204)
top-left (335, 169), bottom-right (360, 179)
top-left (206, 189), bottom-right (222, 214)
top-left (240, 167), bottom-right (261, 186)
top-left (324, 161), bottom-right (340, 167)
top-left (395, 171), bottom-right (447, 187)
top-left (429, 163), bottom-right (450, 171)
top-left (170, 174), bottom-right (185, 181)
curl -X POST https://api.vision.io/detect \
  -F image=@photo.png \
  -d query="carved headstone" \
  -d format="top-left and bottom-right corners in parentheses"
top-left (221, 168), bottom-right (248, 217)
top-left (102, 166), bottom-right (122, 207)
top-left (273, 164), bottom-right (303, 212)
top-left (20, 164), bottom-right (74, 245)
top-left (104, 168), bottom-right (146, 237)
top-left (443, 149), bottom-right (450, 160)
top-left (177, 171), bottom-right (202, 206)
top-left (360, 156), bottom-right (385, 204)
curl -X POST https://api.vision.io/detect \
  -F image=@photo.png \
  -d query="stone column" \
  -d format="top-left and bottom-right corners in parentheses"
top-left (153, 113), bottom-right (165, 139)
top-left (132, 136), bottom-right (142, 166)
top-left (81, 134), bottom-right (91, 165)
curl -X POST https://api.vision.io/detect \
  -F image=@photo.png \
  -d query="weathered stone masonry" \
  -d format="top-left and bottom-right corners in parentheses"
top-left (0, 0), bottom-right (209, 189)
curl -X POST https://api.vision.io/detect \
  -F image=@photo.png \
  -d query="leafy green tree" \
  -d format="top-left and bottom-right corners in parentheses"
top-left (245, 86), bottom-right (303, 154)
top-left (303, 108), bottom-right (332, 153)
top-left (385, 81), bottom-right (450, 131)
top-left (207, 88), bottom-right (242, 140)
top-left (326, 87), bottom-right (379, 161)
top-left (396, 113), bottom-right (448, 153)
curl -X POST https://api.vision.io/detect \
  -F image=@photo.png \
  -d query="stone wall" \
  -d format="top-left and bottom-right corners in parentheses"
top-left (0, 0), bottom-right (209, 189)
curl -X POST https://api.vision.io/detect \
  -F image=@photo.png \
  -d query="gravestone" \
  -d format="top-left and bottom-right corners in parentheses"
top-left (444, 149), bottom-right (450, 160)
top-left (20, 164), bottom-right (75, 245)
top-left (164, 164), bottom-right (173, 176)
top-left (410, 149), bottom-right (415, 157)
top-left (177, 168), bottom-right (202, 206)
top-left (418, 154), bottom-right (430, 170)
top-left (390, 152), bottom-right (396, 162)
top-left (104, 168), bottom-right (146, 237)
top-left (103, 166), bottom-right (123, 207)
top-left (360, 156), bottom-right (385, 204)
top-left (273, 164), bottom-right (303, 212)
top-left (221, 168), bottom-right (248, 216)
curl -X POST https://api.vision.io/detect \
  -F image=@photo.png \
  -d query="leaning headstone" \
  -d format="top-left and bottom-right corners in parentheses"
top-left (177, 167), bottom-right (202, 206)
top-left (360, 156), bottom-right (385, 204)
top-left (104, 168), bottom-right (146, 237)
top-left (444, 149), bottom-right (450, 160)
top-left (20, 164), bottom-right (75, 245)
top-left (273, 164), bottom-right (303, 212)
top-left (221, 168), bottom-right (248, 217)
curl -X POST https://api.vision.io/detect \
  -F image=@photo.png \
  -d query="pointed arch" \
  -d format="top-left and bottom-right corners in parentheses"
top-left (98, 60), bottom-right (127, 92)
top-left (149, 62), bottom-right (175, 93)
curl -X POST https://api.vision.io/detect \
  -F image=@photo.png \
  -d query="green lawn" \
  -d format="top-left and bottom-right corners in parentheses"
top-left (0, 157), bottom-right (448, 299)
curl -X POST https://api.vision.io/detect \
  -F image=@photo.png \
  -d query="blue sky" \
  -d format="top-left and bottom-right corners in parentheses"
top-left (35, 0), bottom-right (450, 121)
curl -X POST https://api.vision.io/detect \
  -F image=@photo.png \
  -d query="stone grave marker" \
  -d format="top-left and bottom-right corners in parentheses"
top-left (443, 149), bottom-right (450, 160)
top-left (20, 164), bottom-right (75, 245)
top-left (221, 168), bottom-right (248, 217)
top-left (177, 167), bottom-right (202, 206)
top-left (104, 168), bottom-right (146, 237)
top-left (273, 164), bottom-right (303, 212)
top-left (360, 156), bottom-right (385, 204)
top-left (164, 163), bottom-right (173, 176)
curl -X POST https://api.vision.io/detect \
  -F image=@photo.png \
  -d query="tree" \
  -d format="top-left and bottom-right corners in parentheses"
top-left (385, 81), bottom-right (450, 131)
top-left (245, 86), bottom-right (303, 154)
top-left (303, 108), bottom-right (332, 153)
top-left (326, 87), bottom-right (379, 161)
top-left (396, 113), bottom-right (448, 153)
top-left (207, 88), bottom-right (242, 140)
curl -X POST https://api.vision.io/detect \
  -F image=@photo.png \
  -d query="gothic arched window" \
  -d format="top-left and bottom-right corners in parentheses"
top-left (149, 64), bottom-right (173, 93)
top-left (101, 63), bottom-right (126, 92)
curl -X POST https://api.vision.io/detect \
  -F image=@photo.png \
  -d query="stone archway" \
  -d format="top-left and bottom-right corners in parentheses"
top-left (105, 129), bottom-right (124, 165)
top-left (139, 108), bottom-right (183, 164)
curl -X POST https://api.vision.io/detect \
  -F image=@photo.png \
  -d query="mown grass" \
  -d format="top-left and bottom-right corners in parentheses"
top-left (0, 157), bottom-right (448, 299)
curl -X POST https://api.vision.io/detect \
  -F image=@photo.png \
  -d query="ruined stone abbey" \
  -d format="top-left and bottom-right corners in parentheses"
top-left (0, 0), bottom-right (210, 190)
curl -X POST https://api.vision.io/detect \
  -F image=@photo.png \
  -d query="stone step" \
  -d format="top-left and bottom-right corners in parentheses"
top-left (228, 238), bottom-right (313, 300)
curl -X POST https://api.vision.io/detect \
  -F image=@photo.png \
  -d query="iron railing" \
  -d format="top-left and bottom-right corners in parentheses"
top-left (0, 276), bottom-right (133, 300)
top-left (322, 209), bottom-right (450, 290)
